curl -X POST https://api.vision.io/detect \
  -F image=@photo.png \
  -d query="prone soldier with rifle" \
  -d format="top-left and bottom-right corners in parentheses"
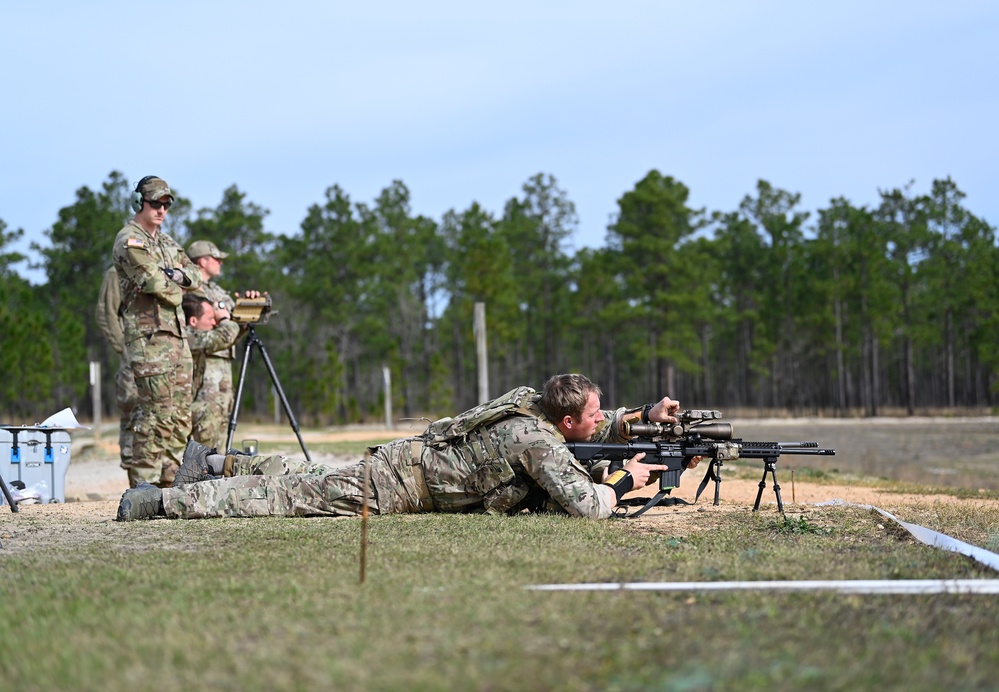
top-left (567, 409), bottom-right (836, 517)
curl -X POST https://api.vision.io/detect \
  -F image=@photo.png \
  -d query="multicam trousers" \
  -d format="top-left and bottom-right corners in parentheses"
top-left (160, 439), bottom-right (431, 519)
top-left (126, 334), bottom-right (193, 488)
top-left (115, 358), bottom-right (139, 466)
top-left (190, 355), bottom-right (234, 451)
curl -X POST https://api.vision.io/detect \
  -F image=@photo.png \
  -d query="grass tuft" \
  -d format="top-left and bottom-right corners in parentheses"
top-left (768, 514), bottom-right (827, 535)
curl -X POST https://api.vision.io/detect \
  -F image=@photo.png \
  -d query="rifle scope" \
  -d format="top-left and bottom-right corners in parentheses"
top-left (624, 421), bottom-right (734, 440)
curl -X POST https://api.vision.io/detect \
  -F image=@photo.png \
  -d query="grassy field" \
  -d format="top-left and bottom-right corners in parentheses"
top-left (2, 436), bottom-right (999, 690)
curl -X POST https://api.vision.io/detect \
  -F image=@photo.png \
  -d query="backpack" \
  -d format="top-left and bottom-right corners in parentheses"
top-left (422, 386), bottom-right (539, 445)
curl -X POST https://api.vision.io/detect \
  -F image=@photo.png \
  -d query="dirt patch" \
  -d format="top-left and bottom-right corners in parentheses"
top-left (4, 475), bottom-right (995, 556)
top-left (5, 419), bottom-right (999, 553)
top-left (620, 471), bottom-right (999, 531)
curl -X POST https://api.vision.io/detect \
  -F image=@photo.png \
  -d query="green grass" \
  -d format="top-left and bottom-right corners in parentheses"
top-left (2, 502), bottom-right (998, 690)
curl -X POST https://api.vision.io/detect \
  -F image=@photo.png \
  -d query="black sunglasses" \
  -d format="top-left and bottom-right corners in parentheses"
top-left (144, 198), bottom-right (172, 210)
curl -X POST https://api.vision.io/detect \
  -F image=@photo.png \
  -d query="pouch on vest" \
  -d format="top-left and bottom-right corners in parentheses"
top-left (422, 386), bottom-right (538, 445)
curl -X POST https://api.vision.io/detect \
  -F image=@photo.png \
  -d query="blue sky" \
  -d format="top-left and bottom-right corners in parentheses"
top-left (2, 1), bottom-right (996, 283)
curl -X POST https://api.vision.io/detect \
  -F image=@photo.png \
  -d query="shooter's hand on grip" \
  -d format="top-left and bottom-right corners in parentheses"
top-left (623, 453), bottom-right (673, 487)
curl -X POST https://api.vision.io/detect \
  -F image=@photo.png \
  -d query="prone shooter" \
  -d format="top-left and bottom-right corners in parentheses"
top-left (566, 409), bottom-right (835, 517)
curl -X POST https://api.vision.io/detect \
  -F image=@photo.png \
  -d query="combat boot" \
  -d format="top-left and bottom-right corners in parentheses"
top-left (116, 483), bottom-right (164, 521)
top-left (174, 440), bottom-right (216, 488)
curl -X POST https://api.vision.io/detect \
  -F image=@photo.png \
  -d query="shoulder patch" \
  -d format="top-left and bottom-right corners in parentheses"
top-left (126, 238), bottom-right (145, 249)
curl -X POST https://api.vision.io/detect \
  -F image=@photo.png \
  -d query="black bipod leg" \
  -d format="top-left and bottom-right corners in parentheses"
top-left (694, 458), bottom-right (723, 505)
top-left (712, 459), bottom-right (723, 506)
top-left (752, 457), bottom-right (784, 515)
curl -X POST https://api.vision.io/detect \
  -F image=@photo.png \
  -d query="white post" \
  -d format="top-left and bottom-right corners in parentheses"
top-left (474, 302), bottom-right (489, 403)
top-left (383, 365), bottom-right (393, 429)
top-left (89, 361), bottom-right (102, 441)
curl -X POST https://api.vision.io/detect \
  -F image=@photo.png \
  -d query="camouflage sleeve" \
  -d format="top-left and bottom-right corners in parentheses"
top-left (196, 281), bottom-right (235, 310)
top-left (592, 407), bottom-right (631, 443)
top-left (186, 321), bottom-right (241, 354)
top-left (164, 235), bottom-right (202, 291)
top-left (115, 233), bottom-right (184, 307)
top-left (95, 267), bottom-right (126, 354)
top-left (507, 419), bottom-right (616, 519)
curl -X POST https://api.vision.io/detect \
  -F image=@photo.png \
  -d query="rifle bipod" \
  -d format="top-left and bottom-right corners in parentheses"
top-left (694, 456), bottom-right (786, 516)
top-left (753, 456), bottom-right (785, 515)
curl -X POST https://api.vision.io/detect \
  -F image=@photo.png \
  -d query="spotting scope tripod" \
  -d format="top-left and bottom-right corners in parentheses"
top-left (226, 325), bottom-right (311, 460)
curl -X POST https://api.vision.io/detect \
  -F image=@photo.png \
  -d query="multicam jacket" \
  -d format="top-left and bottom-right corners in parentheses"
top-left (112, 220), bottom-right (201, 345)
top-left (185, 319), bottom-right (241, 393)
top-left (193, 279), bottom-right (237, 361)
top-left (373, 389), bottom-right (630, 519)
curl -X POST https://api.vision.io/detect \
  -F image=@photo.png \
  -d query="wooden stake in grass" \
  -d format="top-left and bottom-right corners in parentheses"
top-left (360, 460), bottom-right (370, 585)
top-left (791, 469), bottom-right (796, 504)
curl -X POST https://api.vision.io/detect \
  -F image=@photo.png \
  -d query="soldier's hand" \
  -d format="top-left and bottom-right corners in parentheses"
top-left (162, 267), bottom-right (188, 286)
top-left (623, 453), bottom-right (670, 487)
top-left (648, 397), bottom-right (680, 424)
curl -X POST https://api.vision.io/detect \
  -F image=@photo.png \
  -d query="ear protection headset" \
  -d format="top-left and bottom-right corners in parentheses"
top-left (130, 175), bottom-right (160, 213)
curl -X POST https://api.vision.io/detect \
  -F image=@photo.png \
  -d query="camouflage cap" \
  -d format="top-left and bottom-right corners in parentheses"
top-left (139, 176), bottom-right (174, 202)
top-left (186, 240), bottom-right (229, 261)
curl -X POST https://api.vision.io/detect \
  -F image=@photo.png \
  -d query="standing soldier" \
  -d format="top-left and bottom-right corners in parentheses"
top-left (94, 266), bottom-right (139, 470)
top-left (186, 240), bottom-right (237, 451)
top-left (113, 175), bottom-right (201, 488)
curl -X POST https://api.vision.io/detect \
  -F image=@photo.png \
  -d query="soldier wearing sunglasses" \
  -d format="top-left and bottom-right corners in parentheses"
top-left (112, 176), bottom-right (202, 488)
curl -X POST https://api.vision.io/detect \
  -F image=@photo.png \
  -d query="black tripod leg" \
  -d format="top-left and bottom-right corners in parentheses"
top-left (0, 471), bottom-right (18, 513)
top-left (226, 332), bottom-right (256, 452)
top-left (254, 338), bottom-right (311, 461)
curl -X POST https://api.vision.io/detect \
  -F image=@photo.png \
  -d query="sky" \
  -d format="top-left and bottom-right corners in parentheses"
top-left (2, 1), bottom-right (996, 284)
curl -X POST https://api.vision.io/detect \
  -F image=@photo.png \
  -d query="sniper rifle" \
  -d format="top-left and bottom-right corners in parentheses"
top-left (565, 409), bottom-right (835, 517)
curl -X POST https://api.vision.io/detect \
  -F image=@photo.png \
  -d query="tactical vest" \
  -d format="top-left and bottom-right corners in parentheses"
top-left (422, 386), bottom-right (538, 444)
top-left (416, 386), bottom-right (543, 513)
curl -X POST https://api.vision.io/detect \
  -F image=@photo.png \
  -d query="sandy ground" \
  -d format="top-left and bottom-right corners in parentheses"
top-left (3, 467), bottom-right (996, 556)
top-left (3, 419), bottom-right (998, 553)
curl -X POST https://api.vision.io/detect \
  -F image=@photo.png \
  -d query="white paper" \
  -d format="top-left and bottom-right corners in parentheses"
top-left (38, 407), bottom-right (89, 430)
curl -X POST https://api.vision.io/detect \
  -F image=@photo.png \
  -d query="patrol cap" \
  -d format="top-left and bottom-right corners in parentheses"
top-left (139, 176), bottom-right (174, 202)
top-left (186, 240), bottom-right (230, 261)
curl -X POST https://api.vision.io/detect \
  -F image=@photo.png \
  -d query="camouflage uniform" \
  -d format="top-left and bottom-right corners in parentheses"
top-left (113, 220), bottom-right (201, 487)
top-left (160, 391), bottom-right (630, 520)
top-left (186, 316), bottom-right (241, 450)
top-left (94, 266), bottom-right (139, 467)
top-left (189, 278), bottom-right (237, 450)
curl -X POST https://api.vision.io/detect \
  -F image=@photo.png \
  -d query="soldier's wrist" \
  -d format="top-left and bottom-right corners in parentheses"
top-left (641, 403), bottom-right (654, 424)
top-left (604, 469), bottom-right (634, 501)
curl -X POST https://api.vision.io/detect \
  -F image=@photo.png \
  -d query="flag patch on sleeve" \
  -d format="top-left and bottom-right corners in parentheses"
top-left (126, 238), bottom-right (145, 249)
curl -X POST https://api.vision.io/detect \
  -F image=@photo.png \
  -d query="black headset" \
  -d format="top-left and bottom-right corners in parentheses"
top-left (130, 175), bottom-right (161, 213)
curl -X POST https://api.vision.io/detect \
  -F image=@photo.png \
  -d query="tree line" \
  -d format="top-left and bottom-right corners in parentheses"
top-left (1, 169), bottom-right (996, 423)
